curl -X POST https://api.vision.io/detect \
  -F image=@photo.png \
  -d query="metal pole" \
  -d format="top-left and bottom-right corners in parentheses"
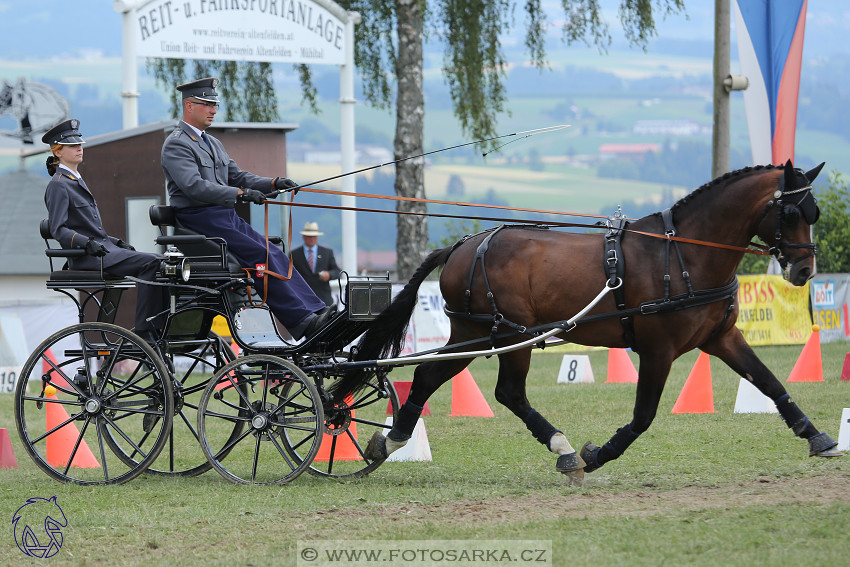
top-left (712, 0), bottom-right (731, 178)
top-left (117, 2), bottom-right (139, 129)
top-left (339, 12), bottom-right (360, 274)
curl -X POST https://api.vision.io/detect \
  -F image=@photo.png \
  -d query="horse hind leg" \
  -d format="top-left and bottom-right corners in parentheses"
top-left (493, 350), bottom-right (586, 484)
top-left (364, 356), bottom-right (473, 461)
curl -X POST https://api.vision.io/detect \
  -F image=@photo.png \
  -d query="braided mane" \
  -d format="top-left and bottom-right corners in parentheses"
top-left (660, 164), bottom-right (779, 217)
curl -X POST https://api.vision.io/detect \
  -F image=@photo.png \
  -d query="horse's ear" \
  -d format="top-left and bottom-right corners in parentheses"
top-left (805, 162), bottom-right (825, 183)
top-left (783, 160), bottom-right (795, 189)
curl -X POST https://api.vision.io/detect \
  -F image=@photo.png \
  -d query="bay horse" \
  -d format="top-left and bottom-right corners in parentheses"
top-left (332, 161), bottom-right (841, 479)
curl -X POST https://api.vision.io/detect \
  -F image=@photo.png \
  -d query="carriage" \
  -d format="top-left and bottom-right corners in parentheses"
top-left (14, 161), bottom-right (841, 486)
top-left (14, 205), bottom-right (400, 485)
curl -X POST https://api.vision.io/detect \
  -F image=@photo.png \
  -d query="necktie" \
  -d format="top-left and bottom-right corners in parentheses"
top-left (307, 248), bottom-right (315, 272)
top-left (201, 131), bottom-right (212, 152)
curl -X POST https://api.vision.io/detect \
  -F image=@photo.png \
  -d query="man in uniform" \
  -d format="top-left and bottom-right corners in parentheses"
top-left (160, 77), bottom-right (332, 340)
top-left (292, 222), bottom-right (341, 306)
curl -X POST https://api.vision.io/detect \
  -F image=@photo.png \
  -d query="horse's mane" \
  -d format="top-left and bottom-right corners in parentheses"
top-left (649, 164), bottom-right (780, 220)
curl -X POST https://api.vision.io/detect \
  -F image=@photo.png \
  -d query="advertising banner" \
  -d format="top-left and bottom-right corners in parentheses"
top-left (133, 0), bottom-right (346, 64)
top-left (395, 282), bottom-right (451, 355)
top-left (810, 274), bottom-right (850, 343)
top-left (735, 275), bottom-right (811, 346)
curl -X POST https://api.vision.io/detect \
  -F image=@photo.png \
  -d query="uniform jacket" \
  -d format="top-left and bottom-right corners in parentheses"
top-left (291, 244), bottom-right (341, 305)
top-left (161, 121), bottom-right (274, 209)
top-left (44, 169), bottom-right (137, 271)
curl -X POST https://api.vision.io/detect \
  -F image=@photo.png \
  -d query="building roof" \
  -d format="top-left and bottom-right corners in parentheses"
top-left (0, 169), bottom-right (51, 275)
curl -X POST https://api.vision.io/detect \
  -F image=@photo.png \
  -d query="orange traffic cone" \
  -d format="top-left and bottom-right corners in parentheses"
top-left (386, 381), bottom-right (431, 416)
top-left (671, 351), bottom-right (714, 414)
top-left (450, 369), bottom-right (494, 417)
top-left (0, 428), bottom-right (18, 469)
top-left (215, 341), bottom-right (241, 391)
top-left (314, 395), bottom-right (361, 461)
top-left (787, 325), bottom-right (824, 383)
top-left (42, 348), bottom-right (71, 390)
top-left (841, 353), bottom-right (850, 382)
top-left (606, 348), bottom-right (638, 383)
top-left (44, 385), bottom-right (99, 468)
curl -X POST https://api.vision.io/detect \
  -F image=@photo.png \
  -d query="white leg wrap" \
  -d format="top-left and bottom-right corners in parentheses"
top-left (548, 432), bottom-right (575, 455)
top-left (385, 437), bottom-right (408, 456)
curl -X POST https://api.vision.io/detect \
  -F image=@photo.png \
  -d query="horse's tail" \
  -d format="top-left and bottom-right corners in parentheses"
top-left (330, 245), bottom-right (454, 401)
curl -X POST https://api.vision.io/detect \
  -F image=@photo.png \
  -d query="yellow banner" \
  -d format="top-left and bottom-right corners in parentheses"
top-left (735, 275), bottom-right (811, 346)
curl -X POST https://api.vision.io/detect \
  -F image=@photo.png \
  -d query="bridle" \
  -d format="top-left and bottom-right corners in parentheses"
top-left (756, 172), bottom-right (819, 272)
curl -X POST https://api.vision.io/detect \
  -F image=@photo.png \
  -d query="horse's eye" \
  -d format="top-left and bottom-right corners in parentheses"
top-left (782, 205), bottom-right (801, 226)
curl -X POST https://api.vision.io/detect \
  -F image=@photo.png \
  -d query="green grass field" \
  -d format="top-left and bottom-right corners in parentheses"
top-left (2, 343), bottom-right (849, 566)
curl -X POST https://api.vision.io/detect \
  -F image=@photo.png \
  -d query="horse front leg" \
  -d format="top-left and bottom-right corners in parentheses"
top-left (701, 328), bottom-right (841, 457)
top-left (581, 353), bottom-right (674, 473)
top-left (493, 350), bottom-right (585, 483)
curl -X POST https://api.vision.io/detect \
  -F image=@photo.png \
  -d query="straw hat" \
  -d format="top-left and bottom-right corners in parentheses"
top-left (300, 222), bottom-right (323, 236)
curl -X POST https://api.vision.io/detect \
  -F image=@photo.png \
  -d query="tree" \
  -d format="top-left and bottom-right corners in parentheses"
top-left (813, 171), bottom-right (850, 273)
top-left (337, 0), bottom-right (685, 278)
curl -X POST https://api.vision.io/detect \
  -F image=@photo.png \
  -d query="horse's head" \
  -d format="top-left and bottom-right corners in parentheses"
top-left (756, 160), bottom-right (824, 286)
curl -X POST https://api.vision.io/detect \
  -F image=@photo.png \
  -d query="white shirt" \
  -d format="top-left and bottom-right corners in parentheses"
top-left (59, 164), bottom-right (83, 184)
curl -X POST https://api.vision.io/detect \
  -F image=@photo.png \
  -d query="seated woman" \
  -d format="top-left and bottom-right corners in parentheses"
top-left (42, 119), bottom-right (166, 341)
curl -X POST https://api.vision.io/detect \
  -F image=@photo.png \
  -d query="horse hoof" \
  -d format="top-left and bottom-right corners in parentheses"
top-left (808, 432), bottom-right (840, 457)
top-left (555, 451), bottom-right (586, 473)
top-left (364, 431), bottom-right (388, 461)
top-left (580, 442), bottom-right (602, 474)
top-left (556, 452), bottom-right (586, 486)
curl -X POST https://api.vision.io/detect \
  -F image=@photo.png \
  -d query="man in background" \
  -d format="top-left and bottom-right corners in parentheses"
top-left (292, 222), bottom-right (341, 306)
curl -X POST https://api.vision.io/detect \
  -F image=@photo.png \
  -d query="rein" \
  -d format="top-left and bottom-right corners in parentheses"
top-left (265, 197), bottom-right (773, 257)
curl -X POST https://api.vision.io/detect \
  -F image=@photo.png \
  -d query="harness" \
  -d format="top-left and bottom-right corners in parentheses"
top-left (598, 208), bottom-right (736, 351)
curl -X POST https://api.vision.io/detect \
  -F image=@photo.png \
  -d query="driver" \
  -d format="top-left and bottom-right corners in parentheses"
top-left (160, 77), bottom-right (332, 340)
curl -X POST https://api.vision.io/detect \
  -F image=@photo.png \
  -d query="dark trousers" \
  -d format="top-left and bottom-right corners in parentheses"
top-left (103, 253), bottom-right (167, 334)
top-left (176, 207), bottom-right (325, 328)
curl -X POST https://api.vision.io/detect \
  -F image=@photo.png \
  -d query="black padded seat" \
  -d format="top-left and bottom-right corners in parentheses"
top-left (149, 205), bottom-right (245, 277)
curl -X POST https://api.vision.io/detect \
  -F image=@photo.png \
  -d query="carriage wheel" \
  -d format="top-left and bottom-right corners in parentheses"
top-left (197, 355), bottom-right (323, 485)
top-left (282, 372), bottom-right (399, 479)
top-left (107, 332), bottom-right (242, 477)
top-left (14, 323), bottom-right (173, 485)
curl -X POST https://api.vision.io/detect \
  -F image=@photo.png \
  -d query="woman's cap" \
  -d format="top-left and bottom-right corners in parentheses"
top-left (300, 222), bottom-right (323, 236)
top-left (177, 77), bottom-right (220, 102)
top-left (41, 119), bottom-right (85, 145)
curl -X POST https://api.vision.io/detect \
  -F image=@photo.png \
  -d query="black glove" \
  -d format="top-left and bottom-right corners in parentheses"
top-left (274, 177), bottom-right (299, 195)
top-left (85, 238), bottom-right (108, 257)
top-left (116, 239), bottom-right (135, 251)
top-left (238, 189), bottom-right (266, 205)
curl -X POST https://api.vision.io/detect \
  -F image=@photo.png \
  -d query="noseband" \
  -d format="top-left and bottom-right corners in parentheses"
top-left (758, 177), bottom-right (818, 271)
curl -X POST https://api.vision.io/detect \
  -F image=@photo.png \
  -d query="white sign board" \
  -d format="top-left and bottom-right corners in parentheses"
top-left (133, 0), bottom-right (346, 64)
top-left (556, 355), bottom-right (594, 384)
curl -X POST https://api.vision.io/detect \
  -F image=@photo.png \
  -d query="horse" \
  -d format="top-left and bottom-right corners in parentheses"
top-left (331, 161), bottom-right (841, 480)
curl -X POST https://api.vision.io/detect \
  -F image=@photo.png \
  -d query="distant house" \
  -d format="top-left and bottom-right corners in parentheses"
top-left (632, 119), bottom-right (710, 137)
top-left (598, 143), bottom-right (661, 161)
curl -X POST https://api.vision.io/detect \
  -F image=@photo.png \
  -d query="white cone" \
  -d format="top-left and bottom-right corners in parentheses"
top-left (838, 408), bottom-right (850, 451)
top-left (383, 417), bottom-right (432, 462)
top-left (557, 355), bottom-right (594, 384)
top-left (733, 378), bottom-right (777, 414)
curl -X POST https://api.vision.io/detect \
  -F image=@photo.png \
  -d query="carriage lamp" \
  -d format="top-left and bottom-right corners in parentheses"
top-left (161, 248), bottom-right (191, 282)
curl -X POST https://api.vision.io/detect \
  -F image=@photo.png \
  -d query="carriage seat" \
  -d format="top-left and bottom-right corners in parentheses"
top-left (39, 219), bottom-right (132, 289)
top-left (149, 205), bottom-right (243, 277)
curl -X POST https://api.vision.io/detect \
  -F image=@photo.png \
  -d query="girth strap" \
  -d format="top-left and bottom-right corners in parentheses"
top-left (603, 212), bottom-right (635, 348)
